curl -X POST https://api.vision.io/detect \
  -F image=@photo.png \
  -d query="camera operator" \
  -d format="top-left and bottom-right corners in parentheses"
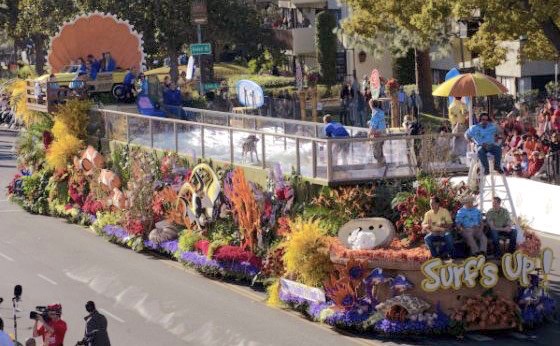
top-left (80, 301), bottom-right (110, 346)
top-left (32, 304), bottom-right (67, 346)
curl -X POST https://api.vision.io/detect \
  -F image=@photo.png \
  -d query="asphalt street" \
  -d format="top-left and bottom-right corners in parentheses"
top-left (0, 127), bottom-right (559, 346)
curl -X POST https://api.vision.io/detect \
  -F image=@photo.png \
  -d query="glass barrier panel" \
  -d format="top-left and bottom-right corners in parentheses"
top-left (151, 119), bottom-right (175, 151)
top-left (203, 126), bottom-right (231, 162)
top-left (128, 116), bottom-right (151, 147)
top-left (105, 112), bottom-right (128, 142)
top-left (255, 118), bottom-right (283, 134)
top-left (264, 134), bottom-right (297, 175)
top-left (87, 111), bottom-right (105, 137)
top-left (283, 123), bottom-right (317, 137)
top-left (315, 141), bottom-right (328, 179)
top-left (298, 139), bottom-right (314, 178)
top-left (177, 123), bottom-right (202, 161)
top-left (229, 115), bottom-right (257, 130)
top-left (200, 111), bottom-right (228, 126)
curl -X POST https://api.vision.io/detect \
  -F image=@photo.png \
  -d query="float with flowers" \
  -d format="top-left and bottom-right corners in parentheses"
top-left (5, 98), bottom-right (556, 338)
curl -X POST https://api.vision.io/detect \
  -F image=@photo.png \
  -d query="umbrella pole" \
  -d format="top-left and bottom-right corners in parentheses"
top-left (469, 99), bottom-right (474, 127)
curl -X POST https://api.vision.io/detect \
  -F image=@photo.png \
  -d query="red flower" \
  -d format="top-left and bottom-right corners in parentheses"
top-left (213, 245), bottom-right (262, 268)
top-left (195, 239), bottom-right (210, 255)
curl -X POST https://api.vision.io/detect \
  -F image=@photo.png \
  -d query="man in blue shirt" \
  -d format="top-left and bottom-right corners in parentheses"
top-left (123, 67), bottom-right (137, 102)
top-left (323, 114), bottom-right (349, 165)
top-left (465, 112), bottom-right (503, 175)
top-left (455, 195), bottom-right (487, 256)
top-left (368, 99), bottom-right (387, 164)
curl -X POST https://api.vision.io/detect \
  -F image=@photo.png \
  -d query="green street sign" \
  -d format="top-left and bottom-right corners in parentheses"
top-left (190, 43), bottom-right (212, 55)
top-left (203, 82), bottom-right (221, 90)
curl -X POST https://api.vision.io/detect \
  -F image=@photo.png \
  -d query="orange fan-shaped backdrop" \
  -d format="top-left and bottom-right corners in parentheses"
top-left (48, 12), bottom-right (145, 73)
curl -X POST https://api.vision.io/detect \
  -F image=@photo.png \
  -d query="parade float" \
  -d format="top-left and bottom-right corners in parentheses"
top-left (6, 97), bottom-right (555, 337)
top-left (4, 11), bottom-right (556, 340)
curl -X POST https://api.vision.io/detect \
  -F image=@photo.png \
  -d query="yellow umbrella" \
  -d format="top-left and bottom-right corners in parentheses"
top-left (432, 72), bottom-right (508, 97)
top-left (433, 72), bottom-right (508, 126)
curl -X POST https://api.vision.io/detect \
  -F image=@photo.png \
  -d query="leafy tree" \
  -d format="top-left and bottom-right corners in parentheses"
top-left (0, 0), bottom-right (20, 50)
top-left (343, 0), bottom-right (453, 114)
top-left (16, 0), bottom-right (78, 75)
top-left (453, 0), bottom-right (560, 68)
top-left (316, 10), bottom-right (337, 90)
top-left (393, 49), bottom-right (416, 86)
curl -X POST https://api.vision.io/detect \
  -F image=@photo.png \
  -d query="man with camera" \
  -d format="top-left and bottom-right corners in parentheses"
top-left (77, 301), bottom-right (111, 346)
top-left (32, 304), bottom-right (67, 346)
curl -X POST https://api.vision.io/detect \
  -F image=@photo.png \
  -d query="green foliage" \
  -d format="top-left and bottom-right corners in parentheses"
top-left (302, 205), bottom-right (348, 237)
top-left (110, 144), bottom-right (131, 187)
top-left (206, 216), bottom-right (238, 258)
top-left (453, 0), bottom-right (560, 66)
top-left (545, 81), bottom-right (560, 97)
top-left (316, 11), bottom-right (337, 87)
top-left (17, 65), bottom-right (36, 79)
top-left (92, 211), bottom-right (123, 234)
top-left (16, 118), bottom-right (53, 170)
top-left (21, 169), bottom-right (52, 214)
top-left (227, 74), bottom-right (293, 93)
top-left (178, 229), bottom-right (203, 252)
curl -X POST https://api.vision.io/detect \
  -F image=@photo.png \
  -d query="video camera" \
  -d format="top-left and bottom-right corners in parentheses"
top-left (29, 306), bottom-right (50, 322)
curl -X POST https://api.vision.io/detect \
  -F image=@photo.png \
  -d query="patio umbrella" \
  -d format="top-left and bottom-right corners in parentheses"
top-left (432, 72), bottom-right (508, 125)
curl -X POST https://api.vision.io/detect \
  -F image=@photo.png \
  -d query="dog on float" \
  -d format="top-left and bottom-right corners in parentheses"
top-left (241, 134), bottom-right (260, 163)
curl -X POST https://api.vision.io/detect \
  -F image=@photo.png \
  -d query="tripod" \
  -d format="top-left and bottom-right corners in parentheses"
top-left (12, 296), bottom-right (19, 343)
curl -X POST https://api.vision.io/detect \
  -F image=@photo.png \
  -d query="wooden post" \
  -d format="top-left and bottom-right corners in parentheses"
top-left (298, 89), bottom-right (307, 121)
top-left (391, 93), bottom-right (400, 128)
top-left (310, 86), bottom-right (318, 123)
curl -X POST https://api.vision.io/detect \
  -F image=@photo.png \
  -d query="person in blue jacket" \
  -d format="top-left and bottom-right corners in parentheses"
top-left (368, 99), bottom-right (387, 164)
top-left (323, 114), bottom-right (350, 165)
top-left (163, 82), bottom-right (186, 119)
top-left (86, 54), bottom-right (100, 80)
top-left (122, 67), bottom-right (137, 102)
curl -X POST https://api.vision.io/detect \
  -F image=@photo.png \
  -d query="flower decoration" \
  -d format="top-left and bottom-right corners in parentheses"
top-left (385, 78), bottom-right (400, 96)
top-left (391, 275), bottom-right (413, 295)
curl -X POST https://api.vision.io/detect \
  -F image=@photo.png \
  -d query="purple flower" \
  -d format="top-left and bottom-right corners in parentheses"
top-left (349, 266), bottom-right (364, 280)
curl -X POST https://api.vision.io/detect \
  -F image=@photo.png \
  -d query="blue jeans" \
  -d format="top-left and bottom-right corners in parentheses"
top-left (477, 144), bottom-right (502, 173)
top-left (488, 228), bottom-right (517, 255)
top-left (424, 231), bottom-right (455, 258)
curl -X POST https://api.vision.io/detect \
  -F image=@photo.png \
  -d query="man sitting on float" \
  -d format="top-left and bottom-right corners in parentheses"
top-left (422, 196), bottom-right (455, 260)
top-left (455, 195), bottom-right (488, 256)
top-left (465, 112), bottom-right (504, 175)
top-left (485, 196), bottom-right (517, 257)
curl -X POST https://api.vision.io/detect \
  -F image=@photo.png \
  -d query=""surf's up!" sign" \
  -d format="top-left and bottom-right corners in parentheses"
top-left (420, 248), bottom-right (553, 291)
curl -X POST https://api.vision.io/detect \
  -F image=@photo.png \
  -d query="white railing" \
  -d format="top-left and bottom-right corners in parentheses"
top-left (89, 107), bottom-right (469, 185)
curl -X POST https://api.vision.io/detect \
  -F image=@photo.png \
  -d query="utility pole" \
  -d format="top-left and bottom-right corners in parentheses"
top-left (191, 0), bottom-right (208, 98)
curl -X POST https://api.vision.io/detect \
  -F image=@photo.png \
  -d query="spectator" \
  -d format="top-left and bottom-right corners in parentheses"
top-left (163, 82), bottom-right (182, 107)
top-left (422, 196), bottom-right (455, 259)
top-left (177, 71), bottom-right (189, 96)
top-left (323, 114), bottom-right (350, 165)
top-left (448, 97), bottom-right (468, 157)
top-left (0, 317), bottom-right (15, 346)
top-left (368, 99), bottom-right (386, 164)
top-left (455, 195), bottom-right (487, 256)
top-left (77, 57), bottom-right (87, 73)
top-left (137, 73), bottom-right (148, 96)
top-left (340, 82), bottom-right (352, 124)
top-left (465, 112), bottom-right (503, 175)
top-left (486, 196), bottom-right (516, 256)
top-left (523, 134), bottom-right (537, 155)
top-left (33, 304), bottom-right (67, 346)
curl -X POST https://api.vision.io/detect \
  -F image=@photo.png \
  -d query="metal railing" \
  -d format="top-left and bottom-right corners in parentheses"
top-left (89, 107), bottom-right (470, 185)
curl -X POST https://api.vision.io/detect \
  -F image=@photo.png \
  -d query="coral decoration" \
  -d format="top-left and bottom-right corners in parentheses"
top-left (330, 238), bottom-right (431, 264)
top-left (518, 230), bottom-right (542, 257)
top-left (261, 246), bottom-right (286, 278)
top-left (224, 168), bottom-right (261, 252)
top-left (324, 258), bottom-right (369, 311)
top-left (450, 296), bottom-right (520, 330)
top-left (275, 216), bottom-right (291, 238)
top-left (283, 218), bottom-right (333, 287)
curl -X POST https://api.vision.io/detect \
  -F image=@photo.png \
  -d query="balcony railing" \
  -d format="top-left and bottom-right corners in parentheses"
top-left (89, 107), bottom-right (470, 185)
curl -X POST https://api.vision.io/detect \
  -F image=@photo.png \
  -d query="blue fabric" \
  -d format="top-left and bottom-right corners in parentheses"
top-left (69, 79), bottom-right (84, 90)
top-left (465, 122), bottom-right (498, 146)
top-left (455, 207), bottom-right (482, 228)
top-left (123, 71), bottom-right (136, 86)
top-left (369, 109), bottom-right (386, 131)
top-left (138, 79), bottom-right (149, 95)
top-left (324, 122), bottom-right (349, 138)
top-left (163, 89), bottom-right (183, 107)
top-left (424, 232), bottom-right (455, 257)
top-left (78, 64), bottom-right (87, 73)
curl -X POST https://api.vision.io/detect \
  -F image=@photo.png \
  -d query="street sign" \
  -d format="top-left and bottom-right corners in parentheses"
top-left (191, 1), bottom-right (208, 25)
top-left (190, 43), bottom-right (212, 55)
top-left (203, 82), bottom-right (221, 91)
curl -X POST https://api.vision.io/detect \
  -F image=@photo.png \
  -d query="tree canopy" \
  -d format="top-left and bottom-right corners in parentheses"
top-left (453, 0), bottom-right (560, 68)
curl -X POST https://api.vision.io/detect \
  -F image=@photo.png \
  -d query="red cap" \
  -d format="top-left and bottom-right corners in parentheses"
top-left (47, 304), bottom-right (62, 313)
